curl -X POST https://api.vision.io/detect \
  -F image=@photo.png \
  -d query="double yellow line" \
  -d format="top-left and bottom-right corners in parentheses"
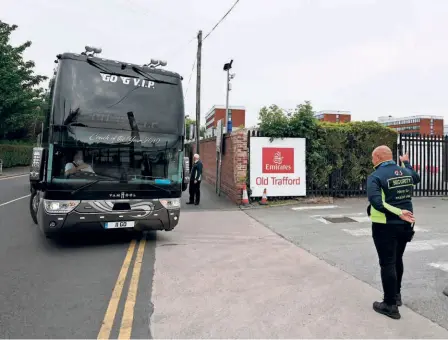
top-left (97, 237), bottom-right (147, 339)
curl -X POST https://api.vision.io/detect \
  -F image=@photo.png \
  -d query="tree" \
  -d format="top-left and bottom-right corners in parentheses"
top-left (0, 20), bottom-right (48, 140)
top-left (185, 117), bottom-right (205, 139)
top-left (257, 101), bottom-right (318, 139)
top-left (185, 117), bottom-right (195, 139)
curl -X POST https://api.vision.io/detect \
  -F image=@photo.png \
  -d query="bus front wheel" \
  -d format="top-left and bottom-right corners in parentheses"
top-left (29, 191), bottom-right (39, 225)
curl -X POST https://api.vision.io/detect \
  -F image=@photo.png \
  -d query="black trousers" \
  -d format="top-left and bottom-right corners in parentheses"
top-left (372, 222), bottom-right (413, 305)
top-left (188, 180), bottom-right (201, 204)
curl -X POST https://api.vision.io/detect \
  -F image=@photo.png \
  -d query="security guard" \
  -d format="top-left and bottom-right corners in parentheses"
top-left (367, 145), bottom-right (420, 320)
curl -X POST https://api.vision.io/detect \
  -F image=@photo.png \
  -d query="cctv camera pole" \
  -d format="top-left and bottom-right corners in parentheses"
top-left (195, 30), bottom-right (202, 154)
top-left (225, 71), bottom-right (230, 134)
top-left (223, 60), bottom-right (233, 134)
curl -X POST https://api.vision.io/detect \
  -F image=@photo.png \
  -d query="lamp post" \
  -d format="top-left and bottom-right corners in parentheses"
top-left (223, 60), bottom-right (235, 134)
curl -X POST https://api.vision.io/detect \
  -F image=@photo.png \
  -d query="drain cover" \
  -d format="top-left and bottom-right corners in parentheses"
top-left (323, 216), bottom-right (356, 223)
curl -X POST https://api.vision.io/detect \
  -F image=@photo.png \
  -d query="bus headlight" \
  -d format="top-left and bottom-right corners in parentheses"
top-left (159, 198), bottom-right (180, 210)
top-left (44, 200), bottom-right (80, 214)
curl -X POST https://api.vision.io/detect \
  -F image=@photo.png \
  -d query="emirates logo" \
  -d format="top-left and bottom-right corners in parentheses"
top-left (273, 151), bottom-right (283, 165)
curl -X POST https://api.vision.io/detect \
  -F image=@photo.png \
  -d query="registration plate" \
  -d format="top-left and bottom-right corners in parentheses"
top-left (105, 221), bottom-right (135, 229)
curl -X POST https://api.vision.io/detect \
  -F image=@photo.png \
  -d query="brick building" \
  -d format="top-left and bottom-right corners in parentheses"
top-left (205, 105), bottom-right (246, 138)
top-left (315, 110), bottom-right (351, 123)
top-left (378, 115), bottom-right (444, 136)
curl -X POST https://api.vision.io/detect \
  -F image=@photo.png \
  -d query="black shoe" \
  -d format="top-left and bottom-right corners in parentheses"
top-left (194, 202), bottom-right (199, 205)
top-left (186, 202), bottom-right (194, 205)
top-left (396, 293), bottom-right (402, 306)
top-left (373, 301), bottom-right (401, 319)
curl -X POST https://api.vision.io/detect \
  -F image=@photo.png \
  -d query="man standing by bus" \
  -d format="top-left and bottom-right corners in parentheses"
top-left (187, 153), bottom-right (203, 206)
top-left (367, 145), bottom-right (420, 320)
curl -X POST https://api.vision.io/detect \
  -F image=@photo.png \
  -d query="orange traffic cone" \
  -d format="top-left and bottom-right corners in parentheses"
top-left (241, 184), bottom-right (249, 206)
top-left (260, 188), bottom-right (268, 205)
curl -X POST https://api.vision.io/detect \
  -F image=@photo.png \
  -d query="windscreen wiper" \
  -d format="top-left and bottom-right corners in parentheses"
top-left (143, 182), bottom-right (172, 195)
top-left (70, 179), bottom-right (116, 195)
top-left (129, 176), bottom-right (173, 195)
top-left (131, 66), bottom-right (177, 85)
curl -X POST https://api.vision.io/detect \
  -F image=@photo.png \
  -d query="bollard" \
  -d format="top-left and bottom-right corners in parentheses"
top-left (444, 286), bottom-right (448, 297)
top-left (0, 159), bottom-right (2, 176)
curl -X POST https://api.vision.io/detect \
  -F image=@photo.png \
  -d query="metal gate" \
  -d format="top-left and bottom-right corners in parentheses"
top-left (397, 134), bottom-right (448, 196)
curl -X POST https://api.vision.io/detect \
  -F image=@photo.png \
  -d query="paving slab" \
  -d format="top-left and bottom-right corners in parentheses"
top-left (151, 210), bottom-right (448, 339)
top-left (181, 181), bottom-right (238, 211)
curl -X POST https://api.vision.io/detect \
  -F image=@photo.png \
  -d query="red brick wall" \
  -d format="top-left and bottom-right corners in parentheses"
top-left (389, 118), bottom-right (444, 135)
top-left (211, 108), bottom-right (246, 129)
top-left (420, 118), bottom-right (444, 135)
top-left (318, 114), bottom-right (351, 123)
top-left (192, 130), bottom-right (248, 204)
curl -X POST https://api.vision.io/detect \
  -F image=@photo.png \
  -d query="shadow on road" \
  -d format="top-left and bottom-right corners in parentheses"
top-left (46, 229), bottom-right (158, 249)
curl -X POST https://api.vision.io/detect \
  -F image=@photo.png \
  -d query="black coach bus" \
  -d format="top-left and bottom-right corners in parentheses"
top-left (29, 46), bottom-right (189, 238)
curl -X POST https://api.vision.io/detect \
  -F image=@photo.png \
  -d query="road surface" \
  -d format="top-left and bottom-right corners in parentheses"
top-left (0, 176), bottom-right (447, 338)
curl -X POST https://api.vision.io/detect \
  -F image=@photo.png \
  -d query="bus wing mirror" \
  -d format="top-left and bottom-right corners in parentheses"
top-left (30, 147), bottom-right (46, 183)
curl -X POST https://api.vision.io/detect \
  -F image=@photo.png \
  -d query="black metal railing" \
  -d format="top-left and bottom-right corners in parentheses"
top-left (398, 133), bottom-right (448, 196)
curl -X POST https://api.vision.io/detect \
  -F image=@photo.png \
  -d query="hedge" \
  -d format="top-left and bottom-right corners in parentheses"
top-left (257, 103), bottom-right (398, 196)
top-left (0, 144), bottom-right (33, 168)
top-left (308, 121), bottom-right (397, 193)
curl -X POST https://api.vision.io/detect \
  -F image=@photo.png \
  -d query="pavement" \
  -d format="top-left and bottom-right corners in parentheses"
top-left (0, 166), bottom-right (29, 178)
top-left (0, 175), bottom-right (447, 338)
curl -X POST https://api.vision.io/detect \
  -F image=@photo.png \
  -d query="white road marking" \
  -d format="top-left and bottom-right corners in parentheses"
top-left (311, 212), bottom-right (363, 219)
top-left (413, 226), bottom-right (429, 232)
top-left (314, 217), bottom-right (331, 224)
top-left (342, 225), bottom-right (429, 237)
top-left (0, 174), bottom-right (28, 181)
top-left (406, 240), bottom-right (448, 252)
top-left (342, 228), bottom-right (371, 236)
top-left (350, 216), bottom-right (372, 223)
top-left (428, 262), bottom-right (448, 272)
top-left (0, 194), bottom-right (31, 208)
top-left (291, 205), bottom-right (338, 211)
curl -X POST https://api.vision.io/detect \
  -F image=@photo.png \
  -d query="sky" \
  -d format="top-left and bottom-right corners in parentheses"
top-left (3, 0), bottom-right (448, 128)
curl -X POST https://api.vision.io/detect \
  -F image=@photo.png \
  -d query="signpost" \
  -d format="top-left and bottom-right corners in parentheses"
top-left (249, 137), bottom-right (306, 197)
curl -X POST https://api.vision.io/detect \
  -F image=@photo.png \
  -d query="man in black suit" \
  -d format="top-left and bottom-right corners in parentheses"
top-left (187, 153), bottom-right (203, 205)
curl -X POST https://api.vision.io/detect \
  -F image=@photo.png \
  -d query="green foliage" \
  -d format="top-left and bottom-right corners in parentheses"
top-left (185, 117), bottom-right (205, 138)
top-left (0, 144), bottom-right (33, 168)
top-left (0, 20), bottom-right (48, 141)
top-left (257, 101), bottom-right (397, 194)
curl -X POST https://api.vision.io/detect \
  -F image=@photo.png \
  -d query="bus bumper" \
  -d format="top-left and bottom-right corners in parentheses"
top-left (37, 199), bottom-right (180, 235)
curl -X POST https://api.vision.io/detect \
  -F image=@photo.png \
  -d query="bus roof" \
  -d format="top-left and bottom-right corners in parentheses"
top-left (57, 52), bottom-right (183, 80)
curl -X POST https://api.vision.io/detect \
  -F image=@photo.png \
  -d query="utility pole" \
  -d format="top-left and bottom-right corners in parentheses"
top-left (195, 30), bottom-right (202, 154)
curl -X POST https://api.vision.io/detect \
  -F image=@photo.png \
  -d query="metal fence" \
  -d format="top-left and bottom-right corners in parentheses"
top-left (397, 134), bottom-right (448, 196)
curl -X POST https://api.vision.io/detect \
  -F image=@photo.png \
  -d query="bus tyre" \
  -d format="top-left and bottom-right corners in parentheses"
top-left (29, 191), bottom-right (38, 225)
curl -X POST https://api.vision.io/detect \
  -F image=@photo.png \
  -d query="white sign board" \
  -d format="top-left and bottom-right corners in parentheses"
top-left (189, 124), bottom-right (194, 140)
top-left (216, 119), bottom-right (223, 152)
top-left (249, 137), bottom-right (306, 197)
